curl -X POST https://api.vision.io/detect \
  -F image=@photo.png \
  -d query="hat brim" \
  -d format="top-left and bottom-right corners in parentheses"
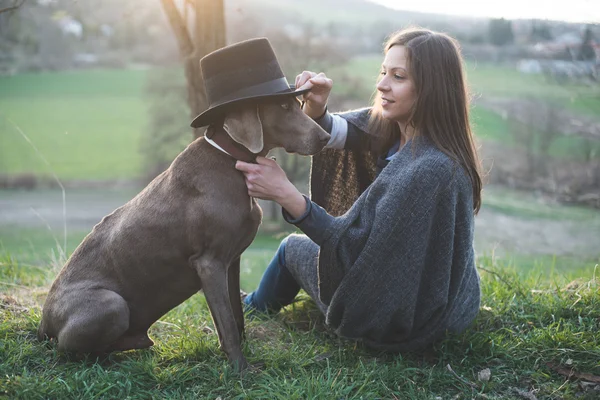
top-left (190, 86), bottom-right (310, 128)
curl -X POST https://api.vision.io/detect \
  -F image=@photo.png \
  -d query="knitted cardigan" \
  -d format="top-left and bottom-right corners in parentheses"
top-left (287, 108), bottom-right (481, 352)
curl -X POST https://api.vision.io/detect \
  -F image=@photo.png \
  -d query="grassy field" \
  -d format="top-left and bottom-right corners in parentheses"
top-left (337, 56), bottom-right (600, 161)
top-left (0, 69), bottom-right (151, 181)
top-left (340, 55), bottom-right (600, 118)
top-left (2, 62), bottom-right (599, 182)
top-left (1, 243), bottom-right (599, 399)
top-left (1, 187), bottom-right (599, 398)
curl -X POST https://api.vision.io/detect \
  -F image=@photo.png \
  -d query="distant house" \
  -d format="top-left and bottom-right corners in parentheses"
top-left (532, 30), bottom-right (599, 62)
top-left (518, 26), bottom-right (598, 80)
top-left (517, 58), bottom-right (597, 82)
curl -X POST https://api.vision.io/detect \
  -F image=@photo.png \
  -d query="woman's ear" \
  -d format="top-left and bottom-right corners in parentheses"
top-left (223, 105), bottom-right (264, 154)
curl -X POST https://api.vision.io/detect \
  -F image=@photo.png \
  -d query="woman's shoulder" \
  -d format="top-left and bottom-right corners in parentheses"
top-left (334, 107), bottom-right (372, 132)
top-left (397, 139), bottom-right (471, 190)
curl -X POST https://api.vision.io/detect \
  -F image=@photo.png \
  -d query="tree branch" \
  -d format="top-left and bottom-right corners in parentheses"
top-left (159, 0), bottom-right (194, 57)
top-left (0, 0), bottom-right (26, 15)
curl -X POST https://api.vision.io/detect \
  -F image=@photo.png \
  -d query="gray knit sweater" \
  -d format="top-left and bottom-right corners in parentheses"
top-left (285, 109), bottom-right (481, 352)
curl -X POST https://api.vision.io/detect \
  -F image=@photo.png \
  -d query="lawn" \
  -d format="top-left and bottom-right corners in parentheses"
top-left (0, 69), bottom-right (152, 181)
top-left (341, 55), bottom-right (600, 119)
top-left (1, 185), bottom-right (599, 398)
top-left (1, 241), bottom-right (599, 399)
top-left (1, 62), bottom-right (598, 182)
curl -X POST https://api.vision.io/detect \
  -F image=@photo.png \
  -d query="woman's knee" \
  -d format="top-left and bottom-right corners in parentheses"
top-left (276, 236), bottom-right (290, 267)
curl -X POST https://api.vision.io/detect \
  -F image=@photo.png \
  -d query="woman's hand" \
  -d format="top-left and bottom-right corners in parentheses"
top-left (295, 71), bottom-right (333, 119)
top-left (235, 157), bottom-right (308, 219)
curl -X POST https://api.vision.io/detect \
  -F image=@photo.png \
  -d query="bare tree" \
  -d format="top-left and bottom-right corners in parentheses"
top-left (0, 0), bottom-right (25, 15)
top-left (160, 0), bottom-right (225, 139)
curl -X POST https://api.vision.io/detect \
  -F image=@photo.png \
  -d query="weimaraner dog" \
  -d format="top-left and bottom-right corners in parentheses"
top-left (38, 97), bottom-right (329, 370)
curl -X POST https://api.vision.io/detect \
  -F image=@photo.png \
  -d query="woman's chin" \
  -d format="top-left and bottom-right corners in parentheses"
top-left (381, 110), bottom-right (399, 122)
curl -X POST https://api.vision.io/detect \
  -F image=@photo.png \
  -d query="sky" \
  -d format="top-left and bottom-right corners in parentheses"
top-left (369, 0), bottom-right (599, 24)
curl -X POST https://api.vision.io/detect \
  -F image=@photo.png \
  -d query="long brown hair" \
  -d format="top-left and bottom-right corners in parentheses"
top-left (368, 27), bottom-right (483, 214)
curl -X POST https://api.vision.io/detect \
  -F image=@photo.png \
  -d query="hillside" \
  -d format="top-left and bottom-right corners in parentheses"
top-left (226, 0), bottom-right (480, 25)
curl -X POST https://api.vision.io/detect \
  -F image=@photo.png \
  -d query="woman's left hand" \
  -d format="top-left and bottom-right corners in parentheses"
top-left (235, 157), bottom-right (308, 218)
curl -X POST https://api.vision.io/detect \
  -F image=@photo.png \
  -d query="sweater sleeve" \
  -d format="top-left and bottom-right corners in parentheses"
top-left (282, 195), bottom-right (338, 245)
top-left (316, 111), bottom-right (374, 152)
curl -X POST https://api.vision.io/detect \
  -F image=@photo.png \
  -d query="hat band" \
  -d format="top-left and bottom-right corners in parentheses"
top-left (212, 77), bottom-right (292, 106)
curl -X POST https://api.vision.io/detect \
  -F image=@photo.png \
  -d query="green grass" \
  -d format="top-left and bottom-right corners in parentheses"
top-left (0, 227), bottom-right (87, 267)
top-left (466, 63), bottom-right (600, 118)
top-left (342, 55), bottom-right (600, 119)
top-left (1, 61), bottom-right (598, 182)
top-left (339, 56), bottom-right (600, 161)
top-left (1, 185), bottom-right (598, 398)
top-left (0, 69), bottom-right (151, 181)
top-left (1, 250), bottom-right (599, 399)
top-left (482, 186), bottom-right (600, 222)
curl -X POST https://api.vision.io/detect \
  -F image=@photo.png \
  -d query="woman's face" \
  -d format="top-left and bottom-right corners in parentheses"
top-left (376, 45), bottom-right (416, 125)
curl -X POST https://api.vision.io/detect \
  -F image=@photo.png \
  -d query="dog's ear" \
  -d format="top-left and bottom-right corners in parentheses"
top-left (223, 105), bottom-right (264, 154)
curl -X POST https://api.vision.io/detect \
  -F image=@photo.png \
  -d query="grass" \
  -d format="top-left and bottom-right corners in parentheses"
top-left (0, 69), bottom-right (151, 181)
top-left (481, 186), bottom-right (600, 222)
top-left (2, 61), bottom-right (598, 182)
top-left (336, 56), bottom-right (600, 161)
top-left (341, 55), bottom-right (600, 119)
top-left (466, 63), bottom-right (600, 119)
top-left (0, 185), bottom-right (599, 398)
top-left (1, 249), bottom-right (599, 399)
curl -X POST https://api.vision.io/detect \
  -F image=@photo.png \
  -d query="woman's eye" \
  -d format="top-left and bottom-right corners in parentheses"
top-left (395, 75), bottom-right (404, 80)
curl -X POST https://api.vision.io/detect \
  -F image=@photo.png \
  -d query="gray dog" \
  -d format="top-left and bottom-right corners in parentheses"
top-left (37, 38), bottom-right (330, 370)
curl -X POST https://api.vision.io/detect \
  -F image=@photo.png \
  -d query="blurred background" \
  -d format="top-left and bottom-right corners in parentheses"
top-left (0, 0), bottom-right (599, 275)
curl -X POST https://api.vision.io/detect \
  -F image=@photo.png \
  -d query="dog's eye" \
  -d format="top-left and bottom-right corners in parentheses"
top-left (280, 102), bottom-right (289, 110)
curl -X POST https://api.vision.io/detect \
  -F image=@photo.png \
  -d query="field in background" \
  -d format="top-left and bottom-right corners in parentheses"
top-left (341, 55), bottom-right (600, 117)
top-left (1, 184), bottom-right (598, 279)
top-left (2, 61), bottom-right (599, 182)
top-left (0, 69), bottom-right (151, 181)
top-left (2, 62), bottom-right (600, 265)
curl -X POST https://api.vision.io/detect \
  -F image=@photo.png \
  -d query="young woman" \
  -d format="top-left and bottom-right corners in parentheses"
top-left (235, 27), bottom-right (483, 352)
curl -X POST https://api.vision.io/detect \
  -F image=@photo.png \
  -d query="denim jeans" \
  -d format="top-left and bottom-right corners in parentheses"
top-left (243, 237), bottom-right (301, 313)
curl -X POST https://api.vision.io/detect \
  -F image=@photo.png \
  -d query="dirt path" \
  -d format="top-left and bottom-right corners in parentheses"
top-left (1, 187), bottom-right (599, 259)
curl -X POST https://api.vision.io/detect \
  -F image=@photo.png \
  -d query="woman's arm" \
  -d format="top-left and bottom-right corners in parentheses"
top-left (235, 157), bottom-right (337, 244)
top-left (316, 111), bottom-right (375, 152)
top-left (296, 71), bottom-right (375, 153)
top-left (234, 157), bottom-right (307, 219)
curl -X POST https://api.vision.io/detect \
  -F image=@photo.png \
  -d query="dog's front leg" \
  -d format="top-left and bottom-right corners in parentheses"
top-left (191, 255), bottom-right (248, 371)
top-left (228, 257), bottom-right (244, 340)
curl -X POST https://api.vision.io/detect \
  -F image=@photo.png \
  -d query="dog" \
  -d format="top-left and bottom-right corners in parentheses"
top-left (37, 96), bottom-right (330, 370)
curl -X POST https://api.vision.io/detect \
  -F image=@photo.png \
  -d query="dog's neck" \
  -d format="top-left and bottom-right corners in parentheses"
top-left (204, 126), bottom-right (259, 163)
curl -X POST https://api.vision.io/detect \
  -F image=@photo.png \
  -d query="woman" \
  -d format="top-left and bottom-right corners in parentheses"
top-left (235, 27), bottom-right (483, 352)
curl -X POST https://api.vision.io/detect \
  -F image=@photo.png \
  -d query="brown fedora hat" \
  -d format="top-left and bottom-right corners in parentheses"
top-left (190, 38), bottom-right (309, 128)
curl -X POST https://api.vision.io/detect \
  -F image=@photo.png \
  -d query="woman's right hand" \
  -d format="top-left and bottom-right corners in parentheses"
top-left (295, 71), bottom-right (333, 119)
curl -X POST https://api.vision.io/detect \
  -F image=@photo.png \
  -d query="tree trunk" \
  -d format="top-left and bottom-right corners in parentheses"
top-left (160, 0), bottom-right (226, 139)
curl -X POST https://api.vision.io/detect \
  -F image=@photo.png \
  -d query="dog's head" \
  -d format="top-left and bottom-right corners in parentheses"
top-left (222, 97), bottom-right (330, 156)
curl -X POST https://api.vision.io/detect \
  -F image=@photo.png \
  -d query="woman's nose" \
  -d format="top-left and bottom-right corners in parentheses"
top-left (376, 77), bottom-right (389, 92)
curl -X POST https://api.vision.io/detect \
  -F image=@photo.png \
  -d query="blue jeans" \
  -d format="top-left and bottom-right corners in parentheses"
top-left (243, 237), bottom-right (301, 313)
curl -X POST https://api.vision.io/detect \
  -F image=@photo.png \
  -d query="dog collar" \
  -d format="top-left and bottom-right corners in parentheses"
top-left (204, 127), bottom-right (258, 163)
